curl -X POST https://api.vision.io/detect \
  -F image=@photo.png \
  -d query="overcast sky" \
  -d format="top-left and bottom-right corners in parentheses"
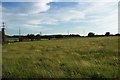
top-left (1, 0), bottom-right (118, 36)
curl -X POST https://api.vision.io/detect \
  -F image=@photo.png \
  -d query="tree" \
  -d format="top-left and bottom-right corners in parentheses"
top-left (88, 32), bottom-right (95, 37)
top-left (35, 34), bottom-right (41, 40)
top-left (55, 35), bottom-right (63, 38)
top-left (19, 37), bottom-right (22, 42)
top-left (27, 34), bottom-right (35, 41)
top-left (105, 32), bottom-right (110, 36)
top-left (115, 33), bottom-right (120, 36)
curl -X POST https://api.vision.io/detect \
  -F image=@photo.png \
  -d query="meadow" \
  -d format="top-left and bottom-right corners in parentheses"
top-left (2, 36), bottom-right (119, 78)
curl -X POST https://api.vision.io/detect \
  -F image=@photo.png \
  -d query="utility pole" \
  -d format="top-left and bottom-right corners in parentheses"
top-left (19, 27), bottom-right (21, 41)
top-left (67, 30), bottom-right (69, 35)
top-left (40, 32), bottom-right (42, 36)
top-left (40, 32), bottom-right (42, 40)
top-left (2, 22), bottom-right (5, 44)
top-left (19, 27), bottom-right (22, 42)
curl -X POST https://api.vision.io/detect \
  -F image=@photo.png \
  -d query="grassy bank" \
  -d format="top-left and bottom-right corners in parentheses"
top-left (2, 37), bottom-right (119, 78)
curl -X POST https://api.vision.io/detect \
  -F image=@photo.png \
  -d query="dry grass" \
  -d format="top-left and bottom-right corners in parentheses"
top-left (2, 36), bottom-right (119, 78)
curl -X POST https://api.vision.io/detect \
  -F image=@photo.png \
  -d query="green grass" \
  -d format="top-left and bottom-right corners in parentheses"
top-left (2, 37), bottom-right (119, 78)
top-left (6, 38), bottom-right (19, 43)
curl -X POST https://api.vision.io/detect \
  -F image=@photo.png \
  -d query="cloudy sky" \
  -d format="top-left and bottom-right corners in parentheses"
top-left (1, 0), bottom-right (118, 36)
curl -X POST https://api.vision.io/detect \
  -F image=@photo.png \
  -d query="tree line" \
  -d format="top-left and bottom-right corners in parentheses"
top-left (5, 32), bottom-right (120, 42)
top-left (88, 32), bottom-right (120, 37)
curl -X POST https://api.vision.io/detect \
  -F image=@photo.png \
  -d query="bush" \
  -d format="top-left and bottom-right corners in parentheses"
top-left (88, 32), bottom-right (95, 37)
top-left (105, 32), bottom-right (110, 36)
top-left (27, 34), bottom-right (35, 41)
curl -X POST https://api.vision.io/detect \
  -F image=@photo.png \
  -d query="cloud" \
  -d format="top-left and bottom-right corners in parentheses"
top-left (2, 1), bottom-right (53, 15)
top-left (80, 8), bottom-right (118, 34)
top-left (71, 2), bottom-right (118, 35)
top-left (2, 0), bottom-right (119, 2)
top-left (57, 10), bottom-right (85, 21)
top-left (96, 9), bottom-right (118, 33)
top-left (0, 3), bottom-right (2, 25)
top-left (27, 24), bottom-right (52, 31)
top-left (0, 3), bottom-right (2, 11)
top-left (82, 2), bottom-right (117, 15)
top-left (0, 10), bottom-right (1, 16)
top-left (2, 1), bottom-right (118, 35)
top-left (26, 18), bottom-right (57, 25)
top-left (29, 0), bottom-right (53, 14)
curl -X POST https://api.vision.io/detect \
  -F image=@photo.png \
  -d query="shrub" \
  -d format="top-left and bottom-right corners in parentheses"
top-left (88, 32), bottom-right (95, 37)
top-left (105, 32), bottom-right (110, 36)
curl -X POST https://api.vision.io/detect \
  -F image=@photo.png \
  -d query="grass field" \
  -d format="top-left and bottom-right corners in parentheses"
top-left (2, 37), bottom-right (119, 78)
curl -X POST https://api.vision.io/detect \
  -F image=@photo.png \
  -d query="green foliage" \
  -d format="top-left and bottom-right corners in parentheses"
top-left (88, 32), bottom-right (95, 37)
top-left (35, 34), bottom-right (41, 40)
top-left (2, 37), bottom-right (119, 78)
top-left (27, 34), bottom-right (35, 41)
top-left (105, 32), bottom-right (110, 36)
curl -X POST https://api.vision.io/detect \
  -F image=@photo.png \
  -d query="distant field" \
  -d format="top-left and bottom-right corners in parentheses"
top-left (2, 37), bottom-right (119, 78)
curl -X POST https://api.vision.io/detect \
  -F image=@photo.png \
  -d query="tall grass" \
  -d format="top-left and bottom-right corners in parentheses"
top-left (2, 37), bottom-right (119, 78)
